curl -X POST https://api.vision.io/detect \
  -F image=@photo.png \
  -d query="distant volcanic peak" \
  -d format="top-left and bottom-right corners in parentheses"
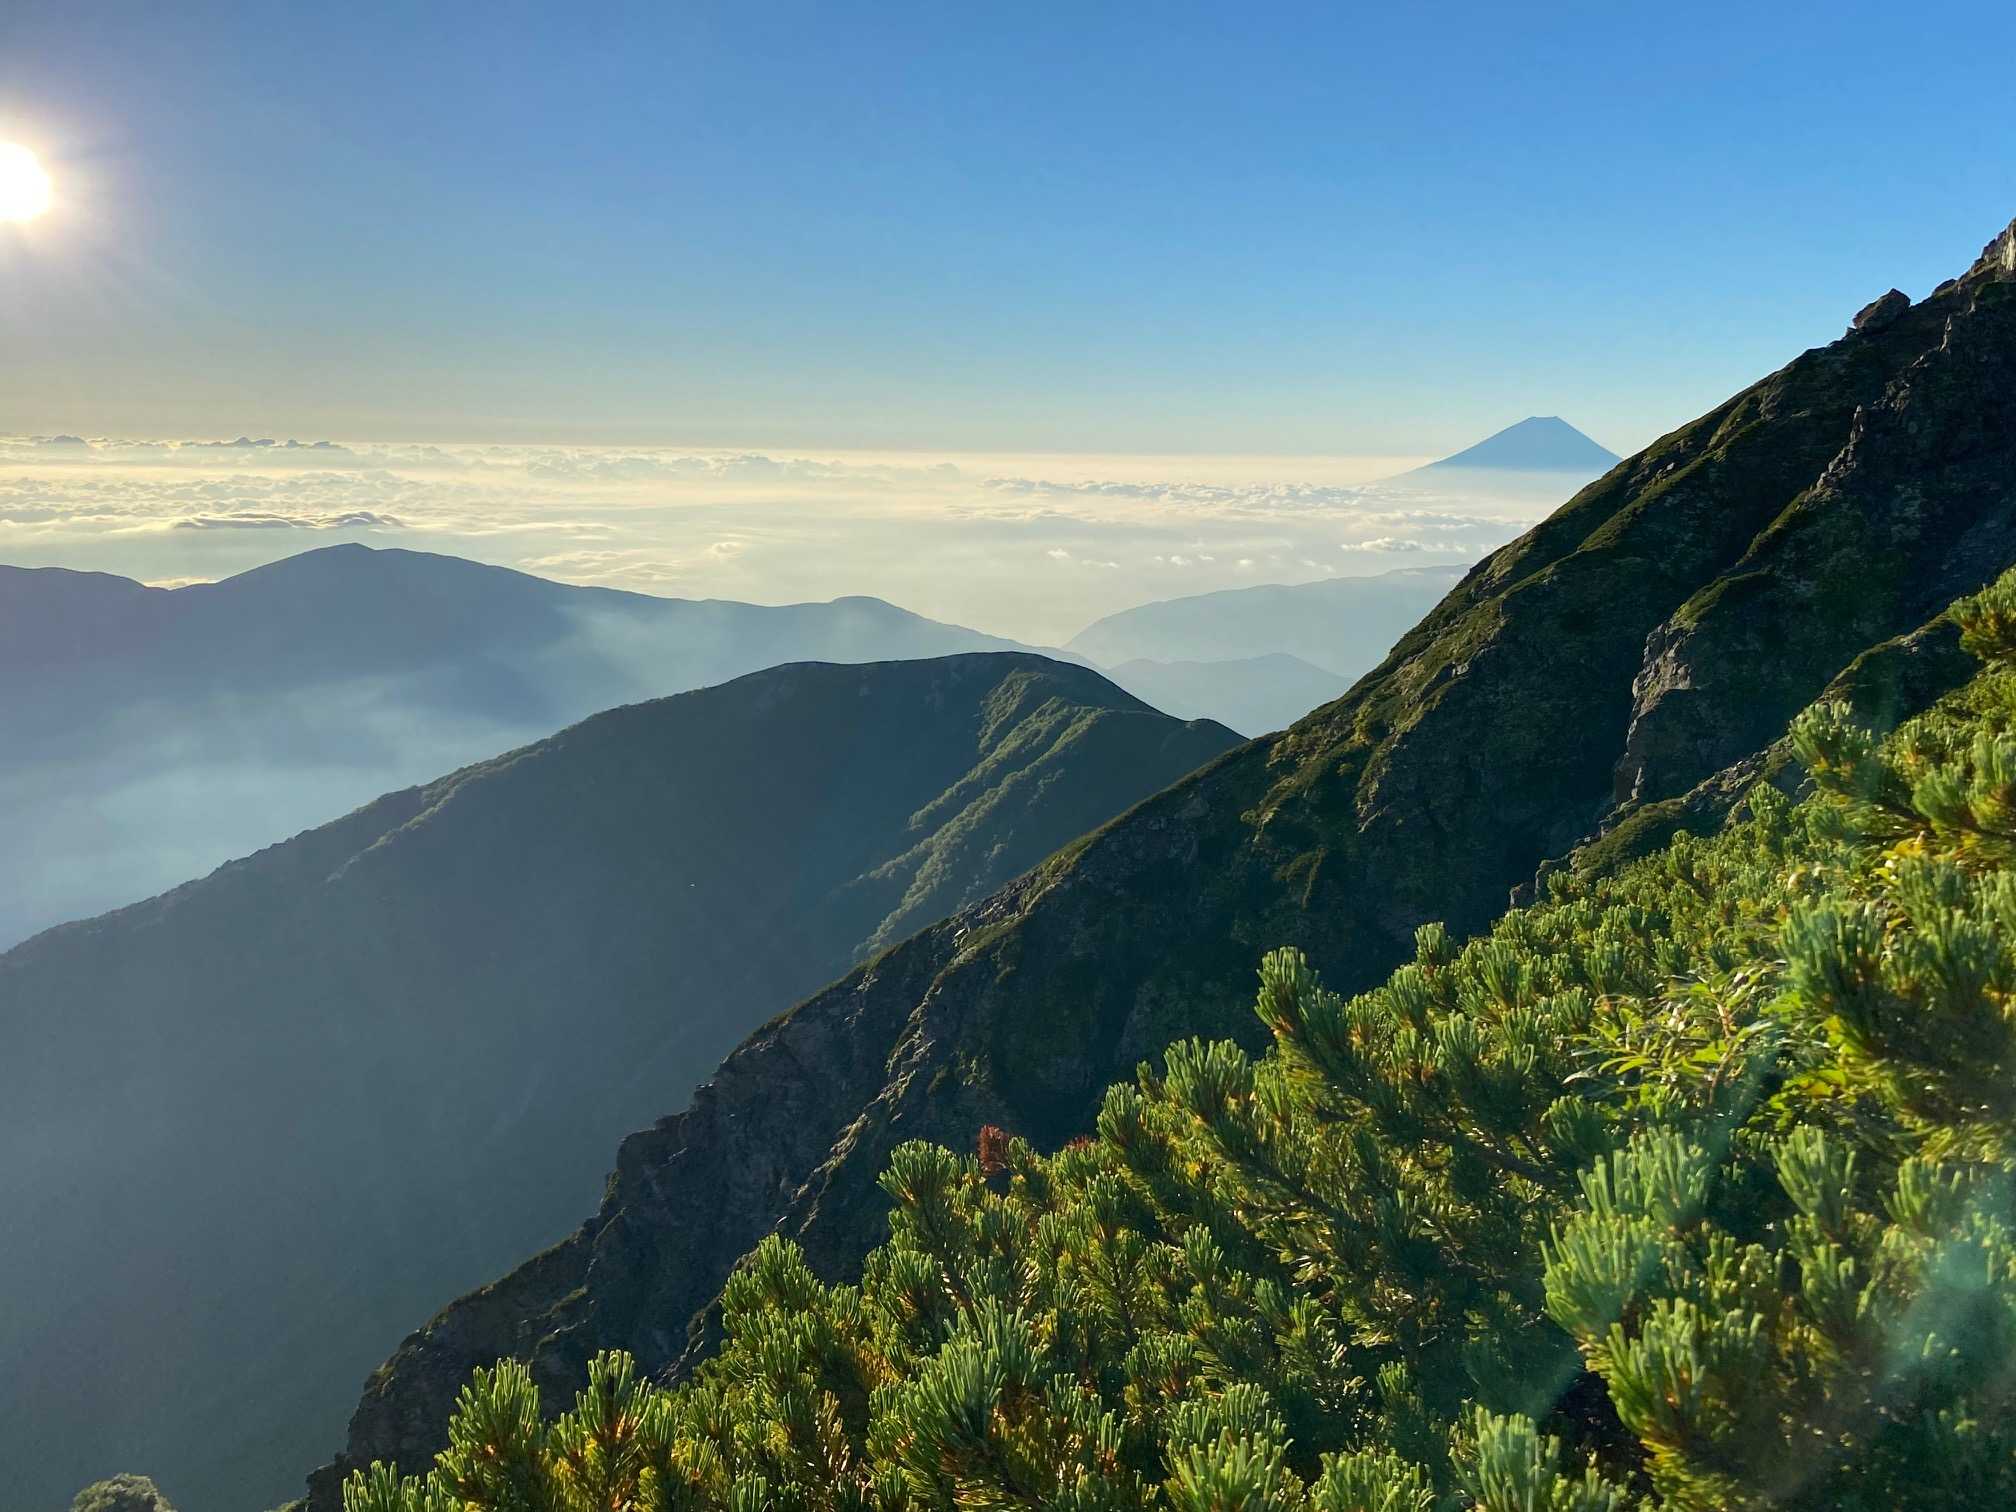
top-left (1421, 416), bottom-right (1620, 473)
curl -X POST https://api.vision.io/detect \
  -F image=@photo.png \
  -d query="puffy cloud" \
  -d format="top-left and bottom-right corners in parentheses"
top-left (1044, 547), bottom-right (1120, 569)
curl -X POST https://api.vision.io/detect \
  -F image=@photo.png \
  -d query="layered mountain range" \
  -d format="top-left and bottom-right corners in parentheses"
top-left (1095, 653), bottom-right (1351, 736)
top-left (1066, 565), bottom-right (1465, 676)
top-left (0, 654), bottom-right (1236, 1510)
top-left (0, 548), bottom-right (1054, 947)
top-left (1063, 568), bottom-right (1468, 736)
top-left (3, 545), bottom-right (1470, 946)
top-left (306, 216), bottom-right (2016, 1507)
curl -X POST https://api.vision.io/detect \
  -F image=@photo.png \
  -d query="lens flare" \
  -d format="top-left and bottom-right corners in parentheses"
top-left (0, 143), bottom-right (53, 221)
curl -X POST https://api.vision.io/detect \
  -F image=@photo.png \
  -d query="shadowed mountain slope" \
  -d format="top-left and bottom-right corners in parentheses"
top-left (0, 545), bottom-right (1049, 947)
top-left (0, 654), bottom-right (1235, 1512)
top-left (311, 216), bottom-right (2016, 1508)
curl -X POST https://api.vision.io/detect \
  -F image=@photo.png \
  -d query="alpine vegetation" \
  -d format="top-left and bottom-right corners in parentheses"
top-left (341, 571), bottom-right (2016, 1510)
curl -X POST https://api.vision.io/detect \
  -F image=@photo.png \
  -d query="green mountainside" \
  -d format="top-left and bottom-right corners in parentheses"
top-left (342, 562), bottom-right (2016, 1511)
top-left (0, 654), bottom-right (1236, 1512)
top-left (309, 216), bottom-right (2016, 1506)
top-left (0, 544), bottom-right (1054, 947)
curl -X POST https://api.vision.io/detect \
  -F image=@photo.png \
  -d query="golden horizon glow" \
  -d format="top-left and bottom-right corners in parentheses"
top-left (0, 143), bottom-right (53, 222)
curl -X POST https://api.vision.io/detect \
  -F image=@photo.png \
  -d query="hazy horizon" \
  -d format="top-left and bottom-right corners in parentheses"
top-left (7, 6), bottom-right (2016, 1511)
top-left (0, 432), bottom-right (1569, 644)
top-left (7, 2), bottom-right (2013, 459)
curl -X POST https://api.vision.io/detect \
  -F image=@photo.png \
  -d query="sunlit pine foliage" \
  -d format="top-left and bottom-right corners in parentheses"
top-left (348, 570), bottom-right (2016, 1511)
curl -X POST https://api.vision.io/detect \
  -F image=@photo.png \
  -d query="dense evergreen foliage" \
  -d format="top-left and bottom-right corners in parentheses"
top-left (323, 234), bottom-right (2016, 1503)
top-left (69, 1476), bottom-right (177, 1512)
top-left (347, 573), bottom-right (2016, 1511)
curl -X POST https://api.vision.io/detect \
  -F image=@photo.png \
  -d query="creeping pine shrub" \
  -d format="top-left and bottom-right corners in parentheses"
top-left (349, 570), bottom-right (2016, 1512)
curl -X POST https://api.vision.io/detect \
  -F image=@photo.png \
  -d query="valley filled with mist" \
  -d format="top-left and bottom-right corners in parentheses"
top-left (9, 9), bottom-right (2016, 1511)
top-left (1, 424), bottom-right (1612, 1506)
top-left (1, 427), bottom-right (1595, 946)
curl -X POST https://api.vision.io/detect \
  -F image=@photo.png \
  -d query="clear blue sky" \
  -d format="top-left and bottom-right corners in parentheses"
top-left (2, 0), bottom-right (2011, 455)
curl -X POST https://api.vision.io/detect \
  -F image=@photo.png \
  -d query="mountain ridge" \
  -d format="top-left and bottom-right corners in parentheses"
top-left (307, 214), bottom-right (2016, 1507)
top-left (0, 652), bottom-right (1238, 1511)
top-left (0, 544), bottom-right (1065, 947)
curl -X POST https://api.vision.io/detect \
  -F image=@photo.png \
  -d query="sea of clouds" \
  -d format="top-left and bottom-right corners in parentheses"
top-left (0, 433), bottom-right (1562, 644)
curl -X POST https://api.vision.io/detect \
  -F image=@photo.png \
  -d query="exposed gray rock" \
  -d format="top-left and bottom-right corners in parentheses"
top-left (1971, 215), bottom-right (2016, 279)
top-left (1525, 612), bottom-right (1977, 901)
top-left (1612, 250), bottom-right (2016, 815)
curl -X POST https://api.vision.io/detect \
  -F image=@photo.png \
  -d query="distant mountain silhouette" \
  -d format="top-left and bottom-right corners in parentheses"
top-left (1101, 653), bottom-right (1348, 735)
top-left (1066, 565), bottom-right (1465, 680)
top-left (0, 545), bottom-right (1057, 946)
top-left (0, 653), bottom-right (1237, 1512)
top-left (1414, 415), bottom-right (1620, 473)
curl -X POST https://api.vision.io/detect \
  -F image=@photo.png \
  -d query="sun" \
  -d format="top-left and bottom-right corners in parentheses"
top-left (0, 143), bottom-right (52, 222)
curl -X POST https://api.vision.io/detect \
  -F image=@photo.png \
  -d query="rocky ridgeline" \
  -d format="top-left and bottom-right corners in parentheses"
top-left (0, 652), bottom-right (1237, 1512)
top-left (305, 215), bottom-right (2016, 1507)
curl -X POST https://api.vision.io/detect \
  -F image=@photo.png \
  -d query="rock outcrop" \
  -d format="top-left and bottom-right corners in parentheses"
top-left (1976, 214), bottom-right (2016, 278)
top-left (1612, 230), bottom-right (2016, 816)
top-left (305, 215), bottom-right (2016, 1507)
top-left (1850, 287), bottom-right (1911, 332)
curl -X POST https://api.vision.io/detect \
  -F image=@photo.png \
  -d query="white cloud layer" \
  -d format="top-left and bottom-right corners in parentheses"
top-left (0, 435), bottom-right (1567, 643)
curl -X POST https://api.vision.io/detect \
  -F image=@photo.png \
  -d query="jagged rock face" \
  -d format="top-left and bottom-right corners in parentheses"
top-left (1978, 216), bottom-right (2016, 278)
top-left (305, 217), bottom-right (2016, 1506)
top-left (1615, 240), bottom-right (2016, 811)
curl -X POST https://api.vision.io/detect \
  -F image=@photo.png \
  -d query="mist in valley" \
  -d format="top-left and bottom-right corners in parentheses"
top-left (0, 437), bottom-right (1594, 945)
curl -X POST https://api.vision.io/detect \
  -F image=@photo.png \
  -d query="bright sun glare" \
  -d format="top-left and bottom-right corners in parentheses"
top-left (0, 143), bottom-right (52, 221)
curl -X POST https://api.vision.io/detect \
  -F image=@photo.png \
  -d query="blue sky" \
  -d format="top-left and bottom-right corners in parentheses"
top-left (2, 0), bottom-right (2011, 455)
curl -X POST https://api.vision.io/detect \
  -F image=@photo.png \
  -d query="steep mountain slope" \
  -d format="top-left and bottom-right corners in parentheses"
top-left (1100, 653), bottom-right (1349, 736)
top-left (1066, 566), bottom-right (1464, 677)
top-left (1413, 414), bottom-right (1620, 472)
top-left (320, 568), bottom-right (2016, 1509)
top-left (310, 216), bottom-right (2016, 1507)
top-left (0, 545), bottom-right (1048, 946)
top-left (0, 655), bottom-right (1235, 1512)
